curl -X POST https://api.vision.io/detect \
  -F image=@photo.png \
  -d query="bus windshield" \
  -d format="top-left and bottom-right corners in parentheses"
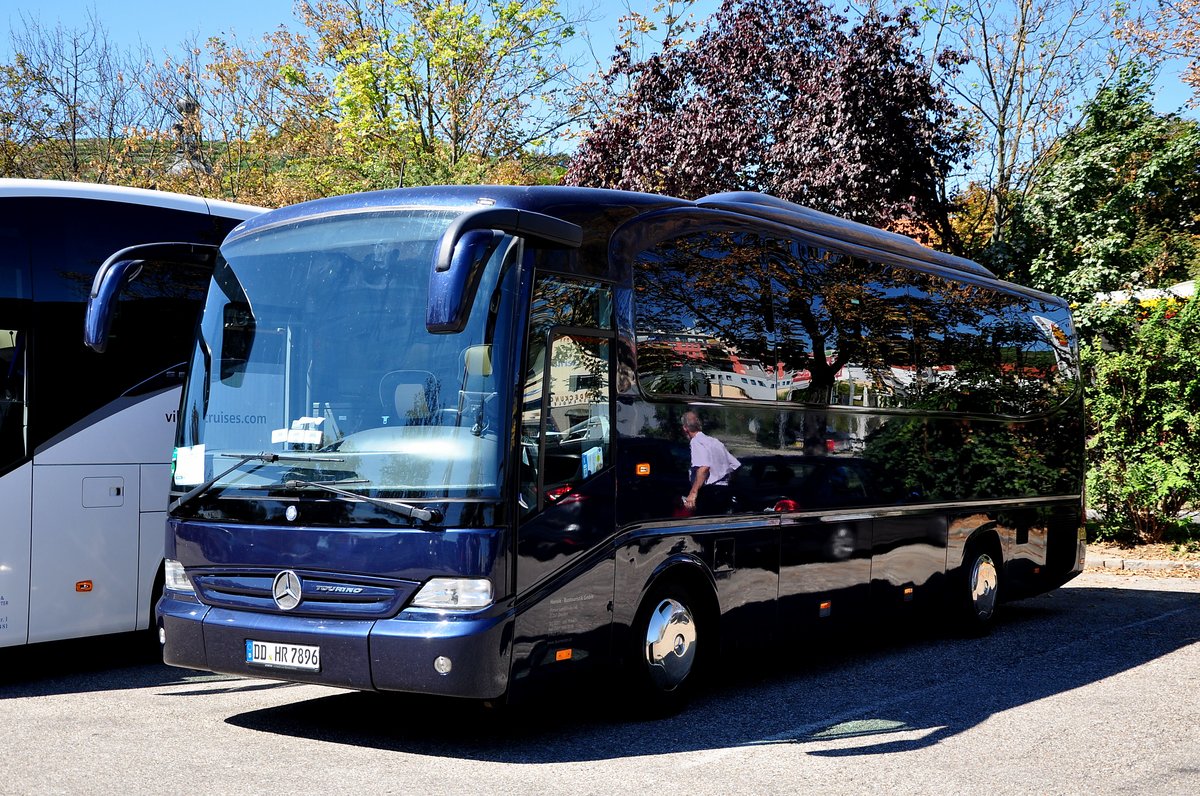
top-left (172, 208), bottom-right (520, 502)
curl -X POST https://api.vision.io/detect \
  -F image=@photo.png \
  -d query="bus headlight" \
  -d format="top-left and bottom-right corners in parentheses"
top-left (411, 578), bottom-right (493, 610)
top-left (164, 559), bottom-right (194, 594)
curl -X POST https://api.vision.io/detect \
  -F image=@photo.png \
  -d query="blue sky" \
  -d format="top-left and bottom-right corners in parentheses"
top-left (2, 0), bottom-right (1194, 114)
top-left (0, 1), bottom-right (302, 55)
top-left (0, 0), bottom-right (657, 62)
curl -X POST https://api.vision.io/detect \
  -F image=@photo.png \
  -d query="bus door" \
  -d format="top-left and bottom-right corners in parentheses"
top-left (511, 320), bottom-right (616, 686)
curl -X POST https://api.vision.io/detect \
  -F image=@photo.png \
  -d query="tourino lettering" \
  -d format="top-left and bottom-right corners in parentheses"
top-left (313, 585), bottom-right (363, 594)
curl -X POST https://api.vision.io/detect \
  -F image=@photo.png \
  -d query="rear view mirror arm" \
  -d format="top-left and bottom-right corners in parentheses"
top-left (427, 207), bottom-right (582, 334)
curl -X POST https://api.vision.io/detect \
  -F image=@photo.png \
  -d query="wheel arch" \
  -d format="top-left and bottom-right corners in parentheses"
top-left (618, 553), bottom-right (721, 668)
top-left (953, 521), bottom-right (1004, 571)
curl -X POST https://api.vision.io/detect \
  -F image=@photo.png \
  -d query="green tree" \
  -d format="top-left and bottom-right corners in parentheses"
top-left (0, 11), bottom-right (150, 181)
top-left (1016, 66), bottom-right (1200, 542)
top-left (303, 0), bottom-right (579, 187)
top-left (1084, 298), bottom-right (1200, 542)
top-left (136, 29), bottom-right (342, 205)
top-left (1015, 65), bottom-right (1200, 332)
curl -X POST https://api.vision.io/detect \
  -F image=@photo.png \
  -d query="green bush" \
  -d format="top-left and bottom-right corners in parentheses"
top-left (1084, 297), bottom-right (1200, 543)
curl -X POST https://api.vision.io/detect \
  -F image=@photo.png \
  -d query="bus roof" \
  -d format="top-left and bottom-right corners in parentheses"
top-left (0, 178), bottom-right (263, 220)
top-left (226, 185), bottom-right (994, 279)
top-left (696, 192), bottom-right (996, 278)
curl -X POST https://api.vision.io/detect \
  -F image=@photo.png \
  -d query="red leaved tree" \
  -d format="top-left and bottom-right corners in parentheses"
top-left (565, 0), bottom-right (969, 247)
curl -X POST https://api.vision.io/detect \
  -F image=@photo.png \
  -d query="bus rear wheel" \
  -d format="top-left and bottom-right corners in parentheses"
top-left (627, 580), bottom-right (702, 714)
top-left (954, 542), bottom-right (1001, 635)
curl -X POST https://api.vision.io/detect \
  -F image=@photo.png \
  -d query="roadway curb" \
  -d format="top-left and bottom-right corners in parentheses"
top-left (1087, 553), bottom-right (1200, 571)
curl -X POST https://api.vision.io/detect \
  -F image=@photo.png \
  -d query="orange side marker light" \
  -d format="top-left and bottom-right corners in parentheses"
top-left (76, 580), bottom-right (93, 592)
top-left (636, 463), bottom-right (651, 476)
top-left (555, 649), bottom-right (573, 662)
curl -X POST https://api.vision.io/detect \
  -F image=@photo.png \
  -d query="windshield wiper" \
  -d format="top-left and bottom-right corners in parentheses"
top-left (168, 451), bottom-right (345, 512)
top-left (268, 476), bottom-right (444, 524)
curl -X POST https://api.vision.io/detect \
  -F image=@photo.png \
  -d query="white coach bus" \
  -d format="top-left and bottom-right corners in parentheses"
top-left (0, 179), bottom-right (260, 647)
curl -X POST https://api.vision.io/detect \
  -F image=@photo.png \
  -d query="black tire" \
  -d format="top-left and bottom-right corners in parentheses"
top-left (953, 541), bottom-right (1001, 635)
top-left (140, 564), bottom-right (166, 661)
top-left (626, 580), bottom-right (703, 715)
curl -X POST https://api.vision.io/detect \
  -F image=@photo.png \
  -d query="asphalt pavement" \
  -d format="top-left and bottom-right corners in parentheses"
top-left (2, 570), bottom-right (1198, 795)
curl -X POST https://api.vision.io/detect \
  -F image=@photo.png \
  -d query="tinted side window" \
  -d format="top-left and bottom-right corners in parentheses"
top-left (28, 198), bottom-right (241, 452)
top-left (774, 243), bottom-right (913, 409)
top-left (634, 227), bottom-right (776, 400)
top-left (0, 202), bottom-right (32, 473)
top-left (910, 271), bottom-right (1078, 416)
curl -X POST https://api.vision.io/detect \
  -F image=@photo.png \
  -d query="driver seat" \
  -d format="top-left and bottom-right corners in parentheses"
top-left (379, 370), bottom-right (438, 425)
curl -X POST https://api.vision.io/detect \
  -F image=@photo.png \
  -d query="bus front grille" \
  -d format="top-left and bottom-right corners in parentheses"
top-left (191, 570), bottom-right (419, 619)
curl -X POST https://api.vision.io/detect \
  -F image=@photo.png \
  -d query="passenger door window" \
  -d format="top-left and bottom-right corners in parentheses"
top-left (0, 327), bottom-right (26, 472)
top-left (520, 274), bottom-right (614, 514)
top-left (0, 223), bottom-right (31, 473)
top-left (535, 333), bottom-right (612, 506)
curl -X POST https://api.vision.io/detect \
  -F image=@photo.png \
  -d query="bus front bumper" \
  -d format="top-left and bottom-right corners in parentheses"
top-left (159, 595), bottom-right (513, 699)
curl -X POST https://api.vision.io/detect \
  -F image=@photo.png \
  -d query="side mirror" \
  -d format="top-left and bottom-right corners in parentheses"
top-left (85, 258), bottom-right (142, 352)
top-left (220, 301), bottom-right (255, 384)
top-left (427, 207), bottom-right (582, 333)
top-left (85, 242), bottom-right (219, 353)
top-left (427, 229), bottom-right (503, 335)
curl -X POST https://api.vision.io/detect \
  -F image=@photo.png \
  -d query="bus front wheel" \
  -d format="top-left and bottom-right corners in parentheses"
top-left (627, 580), bottom-right (702, 714)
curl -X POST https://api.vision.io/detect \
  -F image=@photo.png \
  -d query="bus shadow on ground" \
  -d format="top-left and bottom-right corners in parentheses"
top-left (223, 581), bottom-right (1200, 762)
top-left (0, 631), bottom-right (180, 697)
top-left (0, 632), bottom-right (270, 697)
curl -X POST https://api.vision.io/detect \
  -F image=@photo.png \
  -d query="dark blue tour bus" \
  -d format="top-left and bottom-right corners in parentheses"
top-left (89, 186), bottom-right (1085, 709)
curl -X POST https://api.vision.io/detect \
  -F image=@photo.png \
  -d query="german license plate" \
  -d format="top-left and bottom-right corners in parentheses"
top-left (246, 639), bottom-right (320, 671)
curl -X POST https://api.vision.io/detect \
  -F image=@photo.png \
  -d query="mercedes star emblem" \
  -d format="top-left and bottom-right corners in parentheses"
top-left (272, 570), bottom-right (303, 611)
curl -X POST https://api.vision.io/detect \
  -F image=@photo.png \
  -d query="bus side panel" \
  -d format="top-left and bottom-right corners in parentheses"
top-left (33, 388), bottom-right (181, 466)
top-left (506, 551), bottom-right (616, 701)
top-left (947, 503), bottom-right (1084, 601)
top-left (29, 463), bottom-right (140, 642)
top-left (779, 513), bottom-right (873, 631)
top-left (870, 510), bottom-right (949, 617)
top-left (137, 511), bottom-right (165, 631)
top-left (612, 522), bottom-right (779, 661)
top-left (137, 463), bottom-right (172, 630)
top-left (0, 463), bottom-right (32, 647)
